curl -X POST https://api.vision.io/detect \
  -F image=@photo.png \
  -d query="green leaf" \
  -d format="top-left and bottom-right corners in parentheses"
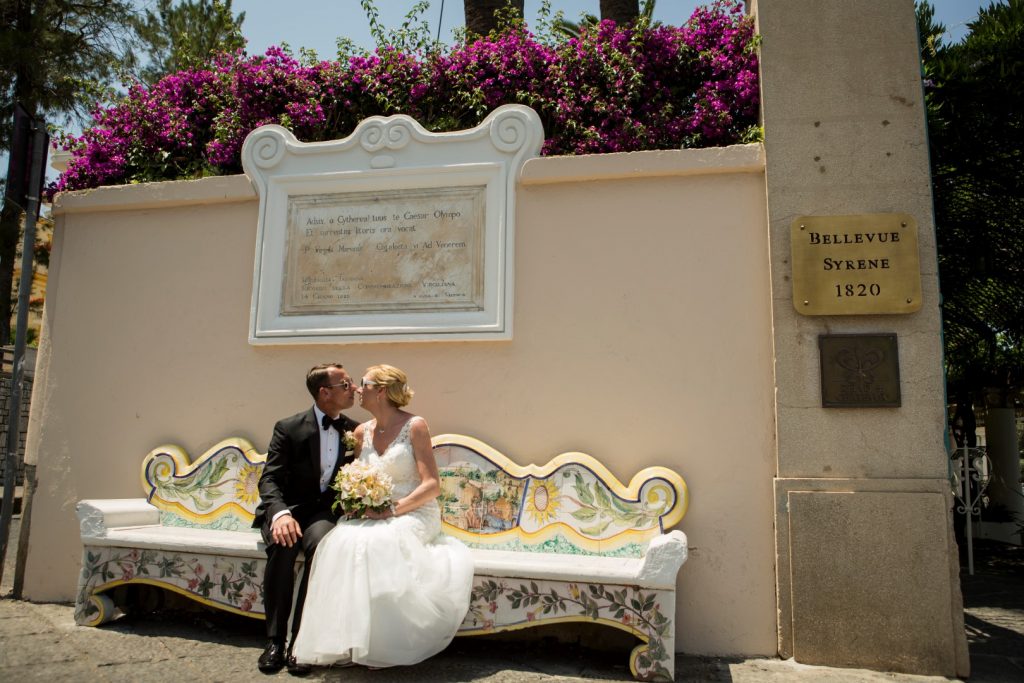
top-left (619, 512), bottom-right (647, 526)
top-left (593, 483), bottom-right (611, 509)
top-left (207, 457), bottom-right (229, 485)
top-left (611, 494), bottom-right (634, 514)
top-left (571, 507), bottom-right (598, 521)
top-left (190, 492), bottom-right (213, 511)
top-left (574, 473), bottom-right (594, 505)
top-left (651, 661), bottom-right (673, 681)
top-left (580, 518), bottom-right (612, 536)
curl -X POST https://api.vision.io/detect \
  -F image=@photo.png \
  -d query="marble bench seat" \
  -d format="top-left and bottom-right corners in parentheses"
top-left (78, 499), bottom-right (263, 556)
top-left (76, 434), bottom-right (689, 682)
top-left (467, 534), bottom-right (686, 587)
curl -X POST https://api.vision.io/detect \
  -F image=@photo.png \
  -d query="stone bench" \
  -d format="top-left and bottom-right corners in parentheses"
top-left (76, 434), bottom-right (689, 681)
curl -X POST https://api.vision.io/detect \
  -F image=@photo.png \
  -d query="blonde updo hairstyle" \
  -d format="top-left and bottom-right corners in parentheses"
top-left (365, 364), bottom-right (414, 407)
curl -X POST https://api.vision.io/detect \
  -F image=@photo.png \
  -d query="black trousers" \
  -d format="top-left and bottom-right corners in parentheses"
top-left (261, 507), bottom-right (338, 641)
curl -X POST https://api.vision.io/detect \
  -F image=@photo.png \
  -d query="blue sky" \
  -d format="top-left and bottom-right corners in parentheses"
top-left (230, 0), bottom-right (988, 57)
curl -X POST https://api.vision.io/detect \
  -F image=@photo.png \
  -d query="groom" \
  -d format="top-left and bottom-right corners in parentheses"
top-left (254, 363), bottom-right (360, 674)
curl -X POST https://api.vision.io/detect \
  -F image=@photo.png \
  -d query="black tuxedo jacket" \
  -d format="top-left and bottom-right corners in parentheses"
top-left (252, 407), bottom-right (360, 530)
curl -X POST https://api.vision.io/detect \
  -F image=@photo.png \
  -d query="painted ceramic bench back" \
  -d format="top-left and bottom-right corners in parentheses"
top-left (141, 435), bottom-right (689, 558)
top-left (142, 438), bottom-right (264, 531)
top-left (433, 435), bottom-right (688, 558)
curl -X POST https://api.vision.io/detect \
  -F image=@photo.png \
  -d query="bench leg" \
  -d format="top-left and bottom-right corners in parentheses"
top-left (77, 592), bottom-right (118, 627)
top-left (460, 576), bottom-right (676, 682)
top-left (629, 603), bottom-right (675, 682)
top-left (75, 546), bottom-right (119, 626)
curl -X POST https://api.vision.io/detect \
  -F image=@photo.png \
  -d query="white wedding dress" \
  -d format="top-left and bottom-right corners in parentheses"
top-left (292, 417), bottom-right (474, 668)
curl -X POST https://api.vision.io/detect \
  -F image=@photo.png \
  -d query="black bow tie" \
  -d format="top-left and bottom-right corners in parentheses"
top-left (321, 414), bottom-right (347, 431)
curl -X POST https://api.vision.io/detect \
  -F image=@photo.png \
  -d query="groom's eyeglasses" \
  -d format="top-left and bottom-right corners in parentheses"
top-left (325, 380), bottom-right (354, 391)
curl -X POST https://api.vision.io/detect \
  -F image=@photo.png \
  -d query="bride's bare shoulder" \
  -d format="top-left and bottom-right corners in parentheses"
top-left (406, 414), bottom-right (430, 436)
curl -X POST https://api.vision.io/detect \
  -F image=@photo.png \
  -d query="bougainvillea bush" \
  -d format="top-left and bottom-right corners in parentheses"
top-left (50, 0), bottom-right (759, 196)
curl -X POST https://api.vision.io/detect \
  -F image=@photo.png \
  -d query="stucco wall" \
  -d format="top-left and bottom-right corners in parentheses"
top-left (24, 145), bottom-right (777, 655)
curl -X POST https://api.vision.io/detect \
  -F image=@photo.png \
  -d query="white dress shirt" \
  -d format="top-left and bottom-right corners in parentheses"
top-left (313, 405), bottom-right (341, 493)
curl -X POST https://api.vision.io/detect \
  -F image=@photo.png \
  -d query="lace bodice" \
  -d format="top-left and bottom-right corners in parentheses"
top-left (360, 416), bottom-right (423, 499)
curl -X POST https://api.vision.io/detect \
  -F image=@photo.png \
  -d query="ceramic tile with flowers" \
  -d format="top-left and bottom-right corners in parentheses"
top-left (78, 439), bottom-right (271, 624)
top-left (463, 576), bottom-right (675, 681)
top-left (143, 440), bottom-right (265, 530)
top-left (76, 546), bottom-right (265, 624)
top-left (435, 436), bottom-right (687, 681)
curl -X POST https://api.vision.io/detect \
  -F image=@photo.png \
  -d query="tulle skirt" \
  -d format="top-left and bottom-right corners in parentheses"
top-left (292, 503), bottom-right (474, 668)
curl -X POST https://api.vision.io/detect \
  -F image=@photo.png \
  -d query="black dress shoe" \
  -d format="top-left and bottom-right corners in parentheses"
top-left (258, 639), bottom-right (286, 674)
top-left (287, 644), bottom-right (312, 676)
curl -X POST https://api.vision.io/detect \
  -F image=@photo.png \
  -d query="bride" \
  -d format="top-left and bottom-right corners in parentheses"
top-left (291, 364), bottom-right (474, 669)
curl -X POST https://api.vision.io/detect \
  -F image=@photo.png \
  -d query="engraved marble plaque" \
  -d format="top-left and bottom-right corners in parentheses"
top-left (283, 187), bottom-right (485, 314)
top-left (241, 105), bottom-right (544, 344)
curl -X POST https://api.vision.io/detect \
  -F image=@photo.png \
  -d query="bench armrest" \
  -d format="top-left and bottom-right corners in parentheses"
top-left (78, 498), bottom-right (160, 540)
top-left (636, 530), bottom-right (688, 588)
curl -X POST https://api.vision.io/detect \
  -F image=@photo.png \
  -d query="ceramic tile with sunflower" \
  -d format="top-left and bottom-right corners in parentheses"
top-left (142, 438), bottom-right (265, 531)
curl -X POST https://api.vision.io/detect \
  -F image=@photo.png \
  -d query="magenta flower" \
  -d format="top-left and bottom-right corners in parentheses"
top-left (50, 0), bottom-right (758, 196)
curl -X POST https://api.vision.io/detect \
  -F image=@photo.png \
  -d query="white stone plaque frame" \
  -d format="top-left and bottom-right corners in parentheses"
top-left (242, 105), bottom-right (543, 344)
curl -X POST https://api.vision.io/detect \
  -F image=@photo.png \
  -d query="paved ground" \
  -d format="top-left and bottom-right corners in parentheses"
top-left (958, 540), bottom-right (1024, 682)
top-left (2, 516), bottom-right (1022, 682)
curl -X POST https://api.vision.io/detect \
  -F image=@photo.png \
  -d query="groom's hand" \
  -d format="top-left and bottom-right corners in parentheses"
top-left (271, 514), bottom-right (303, 547)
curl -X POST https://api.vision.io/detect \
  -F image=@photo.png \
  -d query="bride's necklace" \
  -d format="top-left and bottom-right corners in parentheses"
top-left (376, 418), bottom-right (395, 434)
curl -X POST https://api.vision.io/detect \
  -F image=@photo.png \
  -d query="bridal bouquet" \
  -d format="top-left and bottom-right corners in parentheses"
top-left (331, 460), bottom-right (394, 517)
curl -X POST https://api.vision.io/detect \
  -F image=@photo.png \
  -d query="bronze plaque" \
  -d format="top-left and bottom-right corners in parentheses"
top-left (819, 334), bottom-right (901, 407)
top-left (791, 213), bottom-right (922, 315)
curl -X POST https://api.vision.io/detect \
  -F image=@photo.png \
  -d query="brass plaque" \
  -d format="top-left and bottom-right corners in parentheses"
top-left (819, 334), bottom-right (901, 408)
top-left (791, 213), bottom-right (922, 315)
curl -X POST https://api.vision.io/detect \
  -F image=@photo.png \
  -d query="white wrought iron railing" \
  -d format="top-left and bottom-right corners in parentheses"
top-left (950, 444), bottom-right (992, 576)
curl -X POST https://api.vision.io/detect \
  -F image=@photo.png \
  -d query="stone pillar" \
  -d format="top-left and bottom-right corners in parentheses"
top-left (982, 408), bottom-right (1024, 542)
top-left (754, 0), bottom-right (969, 676)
